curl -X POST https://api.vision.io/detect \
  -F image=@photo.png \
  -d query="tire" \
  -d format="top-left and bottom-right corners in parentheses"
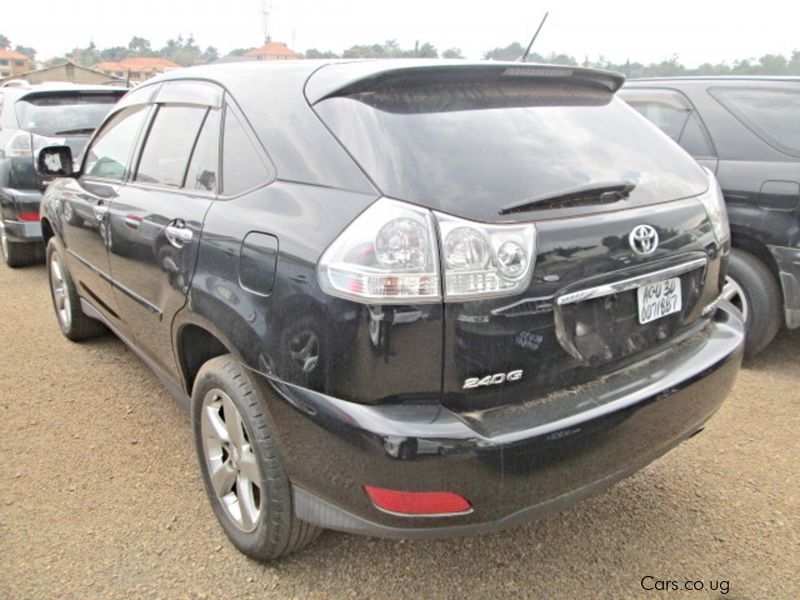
top-left (192, 355), bottom-right (322, 561)
top-left (46, 238), bottom-right (106, 341)
top-left (723, 249), bottom-right (782, 356)
top-left (1, 222), bottom-right (38, 268)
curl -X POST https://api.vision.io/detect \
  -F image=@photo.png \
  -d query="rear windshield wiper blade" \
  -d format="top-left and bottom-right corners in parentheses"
top-left (499, 181), bottom-right (636, 215)
top-left (53, 128), bottom-right (96, 136)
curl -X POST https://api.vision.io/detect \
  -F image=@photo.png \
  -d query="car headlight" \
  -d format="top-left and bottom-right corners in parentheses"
top-left (697, 168), bottom-right (730, 244)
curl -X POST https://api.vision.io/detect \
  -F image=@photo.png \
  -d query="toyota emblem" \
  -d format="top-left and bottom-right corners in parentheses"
top-left (629, 225), bottom-right (659, 255)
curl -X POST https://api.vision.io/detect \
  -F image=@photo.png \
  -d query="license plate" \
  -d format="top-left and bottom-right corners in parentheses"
top-left (637, 277), bottom-right (682, 324)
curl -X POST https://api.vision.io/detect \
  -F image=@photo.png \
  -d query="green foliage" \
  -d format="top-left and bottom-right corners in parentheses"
top-left (305, 48), bottom-right (340, 59)
top-left (338, 39), bottom-right (439, 59)
top-left (442, 47), bottom-right (464, 59)
top-left (67, 34), bottom-right (215, 67)
top-left (0, 34), bottom-right (9, 50)
top-left (14, 45), bottom-right (36, 61)
top-left (484, 42), bottom-right (526, 61)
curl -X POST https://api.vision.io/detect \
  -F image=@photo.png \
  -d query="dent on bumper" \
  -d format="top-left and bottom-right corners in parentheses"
top-left (769, 244), bottom-right (800, 329)
top-left (250, 304), bottom-right (744, 538)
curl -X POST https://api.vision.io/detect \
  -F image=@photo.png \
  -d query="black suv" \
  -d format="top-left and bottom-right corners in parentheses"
top-left (0, 82), bottom-right (126, 267)
top-left (621, 77), bottom-right (800, 355)
top-left (37, 61), bottom-right (743, 560)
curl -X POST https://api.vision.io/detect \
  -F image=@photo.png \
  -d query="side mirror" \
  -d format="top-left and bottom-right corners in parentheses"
top-left (36, 145), bottom-right (75, 178)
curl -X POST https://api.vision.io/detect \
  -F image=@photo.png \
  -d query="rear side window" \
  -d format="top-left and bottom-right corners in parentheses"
top-left (222, 107), bottom-right (270, 195)
top-left (621, 89), bottom-right (714, 157)
top-left (711, 88), bottom-right (800, 157)
top-left (84, 105), bottom-right (150, 180)
top-left (15, 93), bottom-right (122, 137)
top-left (136, 105), bottom-right (207, 187)
top-left (185, 108), bottom-right (221, 193)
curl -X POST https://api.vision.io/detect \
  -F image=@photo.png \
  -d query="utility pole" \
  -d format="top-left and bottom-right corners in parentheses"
top-left (261, 0), bottom-right (272, 43)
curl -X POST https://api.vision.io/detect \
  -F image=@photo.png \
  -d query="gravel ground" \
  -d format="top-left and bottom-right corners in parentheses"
top-left (1, 259), bottom-right (798, 600)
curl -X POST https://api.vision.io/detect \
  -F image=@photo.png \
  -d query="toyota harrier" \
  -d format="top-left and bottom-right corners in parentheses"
top-left (37, 61), bottom-right (744, 560)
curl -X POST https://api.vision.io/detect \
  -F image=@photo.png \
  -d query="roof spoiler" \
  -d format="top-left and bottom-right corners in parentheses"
top-left (305, 61), bottom-right (626, 104)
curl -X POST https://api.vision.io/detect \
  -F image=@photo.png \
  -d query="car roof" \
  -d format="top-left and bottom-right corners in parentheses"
top-left (626, 75), bottom-right (800, 86)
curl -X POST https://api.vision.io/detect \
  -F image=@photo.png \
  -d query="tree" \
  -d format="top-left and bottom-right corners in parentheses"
top-left (128, 36), bottom-right (153, 56)
top-left (0, 34), bottom-right (9, 50)
top-left (99, 46), bottom-right (131, 61)
top-left (484, 42), bottom-right (526, 61)
top-left (304, 48), bottom-right (339, 59)
top-left (14, 45), bottom-right (36, 61)
top-left (757, 53), bottom-right (788, 74)
top-left (68, 41), bottom-right (100, 67)
top-left (202, 46), bottom-right (219, 63)
top-left (442, 47), bottom-right (464, 59)
top-left (416, 42), bottom-right (438, 58)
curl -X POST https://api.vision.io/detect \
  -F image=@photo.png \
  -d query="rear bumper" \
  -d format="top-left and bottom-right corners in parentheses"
top-left (0, 187), bottom-right (43, 241)
top-left (769, 244), bottom-right (800, 329)
top-left (250, 304), bottom-right (744, 539)
top-left (2, 219), bottom-right (42, 241)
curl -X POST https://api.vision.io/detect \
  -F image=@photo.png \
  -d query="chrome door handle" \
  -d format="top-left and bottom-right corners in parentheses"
top-left (164, 221), bottom-right (193, 248)
top-left (92, 203), bottom-right (109, 221)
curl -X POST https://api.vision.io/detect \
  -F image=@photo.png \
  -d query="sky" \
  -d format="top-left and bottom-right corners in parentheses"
top-left (4, 0), bottom-right (800, 67)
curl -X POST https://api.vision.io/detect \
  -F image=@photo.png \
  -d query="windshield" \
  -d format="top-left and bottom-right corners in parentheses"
top-left (314, 82), bottom-right (707, 221)
top-left (15, 93), bottom-right (122, 137)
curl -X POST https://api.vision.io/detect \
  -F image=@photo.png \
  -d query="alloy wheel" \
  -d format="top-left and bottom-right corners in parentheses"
top-left (200, 389), bottom-right (262, 533)
top-left (721, 276), bottom-right (749, 324)
top-left (49, 253), bottom-right (72, 329)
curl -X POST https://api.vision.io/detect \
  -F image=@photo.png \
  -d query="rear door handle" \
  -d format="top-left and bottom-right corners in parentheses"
top-left (164, 220), bottom-right (193, 248)
top-left (92, 203), bottom-right (109, 221)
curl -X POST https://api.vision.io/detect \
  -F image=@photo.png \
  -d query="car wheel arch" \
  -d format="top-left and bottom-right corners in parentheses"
top-left (175, 321), bottom-right (236, 395)
top-left (729, 229), bottom-right (781, 286)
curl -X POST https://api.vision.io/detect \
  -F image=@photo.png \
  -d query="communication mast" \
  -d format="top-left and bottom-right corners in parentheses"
top-left (261, 0), bottom-right (272, 43)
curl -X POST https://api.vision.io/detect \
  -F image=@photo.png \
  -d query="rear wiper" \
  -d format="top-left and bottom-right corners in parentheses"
top-left (499, 181), bottom-right (636, 215)
top-left (53, 128), bottom-right (96, 136)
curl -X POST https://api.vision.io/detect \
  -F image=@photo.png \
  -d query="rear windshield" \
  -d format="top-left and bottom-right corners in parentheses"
top-left (314, 82), bottom-right (706, 220)
top-left (15, 93), bottom-right (122, 137)
top-left (710, 88), bottom-right (800, 157)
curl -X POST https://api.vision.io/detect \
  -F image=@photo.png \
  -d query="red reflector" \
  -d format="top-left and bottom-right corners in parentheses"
top-left (18, 211), bottom-right (39, 222)
top-left (364, 485), bottom-right (471, 516)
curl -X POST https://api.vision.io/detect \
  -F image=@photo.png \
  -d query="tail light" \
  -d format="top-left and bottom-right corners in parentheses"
top-left (697, 168), bottom-right (730, 244)
top-left (364, 485), bottom-right (472, 516)
top-left (437, 212), bottom-right (536, 300)
top-left (318, 197), bottom-right (537, 303)
top-left (5, 131), bottom-right (64, 158)
top-left (318, 198), bottom-right (441, 303)
top-left (17, 211), bottom-right (39, 222)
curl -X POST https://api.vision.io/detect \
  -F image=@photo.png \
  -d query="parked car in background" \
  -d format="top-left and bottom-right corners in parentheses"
top-left (620, 77), bottom-right (800, 355)
top-left (37, 61), bottom-right (743, 560)
top-left (0, 82), bottom-right (126, 267)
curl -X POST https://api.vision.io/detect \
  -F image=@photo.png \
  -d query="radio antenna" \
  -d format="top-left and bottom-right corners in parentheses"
top-left (520, 12), bottom-right (549, 62)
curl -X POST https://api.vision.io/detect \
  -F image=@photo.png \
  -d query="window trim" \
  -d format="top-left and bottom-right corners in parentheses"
top-left (79, 103), bottom-right (154, 185)
top-left (218, 96), bottom-right (276, 199)
top-left (709, 85), bottom-right (800, 159)
top-left (129, 102), bottom-right (210, 191)
top-left (621, 87), bottom-right (718, 160)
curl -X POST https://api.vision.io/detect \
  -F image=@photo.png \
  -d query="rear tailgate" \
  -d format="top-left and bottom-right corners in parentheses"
top-left (310, 62), bottom-right (721, 413)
